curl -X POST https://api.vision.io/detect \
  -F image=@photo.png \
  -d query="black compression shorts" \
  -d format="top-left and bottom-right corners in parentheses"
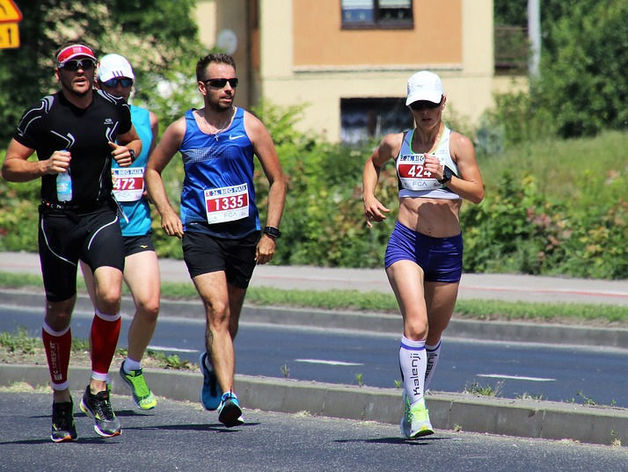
top-left (38, 205), bottom-right (125, 302)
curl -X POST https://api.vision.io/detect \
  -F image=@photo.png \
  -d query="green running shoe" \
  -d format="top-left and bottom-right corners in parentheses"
top-left (51, 399), bottom-right (77, 443)
top-left (120, 364), bottom-right (157, 410)
top-left (400, 393), bottom-right (434, 439)
top-left (80, 385), bottom-right (121, 438)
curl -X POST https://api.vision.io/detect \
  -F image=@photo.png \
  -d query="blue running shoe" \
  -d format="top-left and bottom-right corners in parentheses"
top-left (199, 352), bottom-right (222, 410)
top-left (217, 391), bottom-right (244, 427)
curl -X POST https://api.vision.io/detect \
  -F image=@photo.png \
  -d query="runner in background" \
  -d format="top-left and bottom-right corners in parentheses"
top-left (80, 53), bottom-right (160, 411)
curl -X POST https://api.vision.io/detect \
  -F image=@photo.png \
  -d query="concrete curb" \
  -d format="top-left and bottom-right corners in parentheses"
top-left (2, 288), bottom-right (628, 348)
top-left (1, 364), bottom-right (625, 446)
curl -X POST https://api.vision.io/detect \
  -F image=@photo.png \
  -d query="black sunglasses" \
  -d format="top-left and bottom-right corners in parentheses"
top-left (203, 78), bottom-right (239, 89)
top-left (409, 99), bottom-right (442, 111)
top-left (60, 59), bottom-right (96, 72)
top-left (102, 77), bottom-right (134, 88)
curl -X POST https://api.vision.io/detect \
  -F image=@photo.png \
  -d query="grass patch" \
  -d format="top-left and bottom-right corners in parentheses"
top-left (453, 299), bottom-right (628, 325)
top-left (1, 271), bottom-right (627, 326)
top-left (480, 130), bottom-right (628, 202)
top-left (463, 380), bottom-right (504, 397)
top-left (0, 327), bottom-right (195, 371)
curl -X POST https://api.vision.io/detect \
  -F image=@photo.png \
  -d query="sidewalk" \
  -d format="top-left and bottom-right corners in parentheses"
top-left (2, 250), bottom-right (628, 305)
top-left (1, 250), bottom-right (627, 445)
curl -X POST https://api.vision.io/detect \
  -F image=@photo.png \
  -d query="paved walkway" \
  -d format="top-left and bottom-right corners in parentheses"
top-left (1, 251), bottom-right (627, 305)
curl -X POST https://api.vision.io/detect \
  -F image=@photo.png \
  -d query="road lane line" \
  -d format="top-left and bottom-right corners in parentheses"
top-left (147, 345), bottom-right (198, 354)
top-left (295, 359), bottom-right (363, 366)
top-left (477, 374), bottom-right (556, 382)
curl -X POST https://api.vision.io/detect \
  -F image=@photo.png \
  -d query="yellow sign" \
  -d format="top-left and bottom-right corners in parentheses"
top-left (0, 0), bottom-right (22, 23)
top-left (0, 22), bottom-right (19, 48)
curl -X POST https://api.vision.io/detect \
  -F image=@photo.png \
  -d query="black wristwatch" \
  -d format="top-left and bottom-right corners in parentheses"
top-left (263, 226), bottom-right (281, 239)
top-left (438, 166), bottom-right (454, 184)
top-left (128, 149), bottom-right (137, 162)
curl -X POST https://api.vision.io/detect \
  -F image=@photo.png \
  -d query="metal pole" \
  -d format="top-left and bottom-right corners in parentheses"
top-left (528, 0), bottom-right (541, 78)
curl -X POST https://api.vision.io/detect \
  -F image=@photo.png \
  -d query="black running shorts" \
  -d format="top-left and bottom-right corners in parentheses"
top-left (123, 233), bottom-right (155, 257)
top-left (182, 230), bottom-right (259, 288)
top-left (38, 205), bottom-right (125, 302)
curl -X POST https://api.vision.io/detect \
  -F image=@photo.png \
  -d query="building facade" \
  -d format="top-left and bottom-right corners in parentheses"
top-left (196, 0), bottom-right (520, 143)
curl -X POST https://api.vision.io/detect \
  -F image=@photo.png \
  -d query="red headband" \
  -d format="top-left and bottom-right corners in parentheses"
top-left (56, 44), bottom-right (96, 65)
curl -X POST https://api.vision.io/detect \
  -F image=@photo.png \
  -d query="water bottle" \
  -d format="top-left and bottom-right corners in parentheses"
top-left (56, 151), bottom-right (72, 202)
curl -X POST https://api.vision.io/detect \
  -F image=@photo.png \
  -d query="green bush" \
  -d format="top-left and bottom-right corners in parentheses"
top-left (461, 170), bottom-right (628, 278)
top-left (536, 0), bottom-right (628, 138)
top-left (0, 175), bottom-right (39, 252)
top-left (251, 101), bottom-right (395, 267)
top-left (1, 110), bottom-right (626, 279)
top-left (478, 91), bottom-right (554, 151)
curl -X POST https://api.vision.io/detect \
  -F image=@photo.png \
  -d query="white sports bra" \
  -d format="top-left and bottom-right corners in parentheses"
top-left (395, 127), bottom-right (461, 200)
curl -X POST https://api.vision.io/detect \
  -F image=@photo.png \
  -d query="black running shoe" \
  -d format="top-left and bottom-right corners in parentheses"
top-left (51, 399), bottom-right (77, 443)
top-left (217, 391), bottom-right (244, 427)
top-left (79, 385), bottom-right (121, 437)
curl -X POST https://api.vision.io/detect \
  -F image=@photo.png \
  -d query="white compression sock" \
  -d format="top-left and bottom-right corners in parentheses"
top-left (424, 340), bottom-right (442, 391)
top-left (123, 357), bottom-right (142, 373)
top-left (398, 336), bottom-right (427, 405)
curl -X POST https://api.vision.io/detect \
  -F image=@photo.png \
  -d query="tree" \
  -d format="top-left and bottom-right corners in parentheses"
top-left (0, 0), bottom-right (204, 145)
top-left (535, 0), bottom-right (628, 137)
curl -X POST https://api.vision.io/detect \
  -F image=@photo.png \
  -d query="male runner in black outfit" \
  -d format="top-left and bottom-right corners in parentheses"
top-left (1, 42), bottom-right (141, 441)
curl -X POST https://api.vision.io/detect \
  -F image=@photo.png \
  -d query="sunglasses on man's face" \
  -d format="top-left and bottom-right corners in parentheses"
top-left (102, 78), bottom-right (133, 88)
top-left (60, 59), bottom-right (96, 72)
top-left (409, 100), bottom-right (442, 111)
top-left (203, 78), bottom-right (239, 89)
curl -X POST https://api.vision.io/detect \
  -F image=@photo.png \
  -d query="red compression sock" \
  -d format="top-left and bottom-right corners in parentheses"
top-left (42, 325), bottom-right (72, 388)
top-left (90, 312), bottom-right (121, 376)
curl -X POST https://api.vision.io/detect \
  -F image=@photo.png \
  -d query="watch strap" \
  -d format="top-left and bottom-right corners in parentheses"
top-left (263, 226), bottom-right (281, 239)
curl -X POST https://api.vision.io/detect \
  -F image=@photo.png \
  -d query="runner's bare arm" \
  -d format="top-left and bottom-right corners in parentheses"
top-left (145, 117), bottom-right (186, 238)
top-left (446, 132), bottom-right (484, 204)
top-left (362, 133), bottom-right (400, 227)
top-left (244, 111), bottom-right (286, 263)
top-left (2, 139), bottom-right (69, 182)
top-left (111, 124), bottom-right (142, 168)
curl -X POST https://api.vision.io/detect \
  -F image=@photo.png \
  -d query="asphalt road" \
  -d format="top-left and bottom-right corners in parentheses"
top-left (2, 304), bottom-right (627, 408)
top-left (1, 391), bottom-right (626, 472)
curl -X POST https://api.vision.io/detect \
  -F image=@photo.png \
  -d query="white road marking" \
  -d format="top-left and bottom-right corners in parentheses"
top-left (477, 374), bottom-right (555, 382)
top-left (147, 345), bottom-right (198, 354)
top-left (295, 358), bottom-right (363, 367)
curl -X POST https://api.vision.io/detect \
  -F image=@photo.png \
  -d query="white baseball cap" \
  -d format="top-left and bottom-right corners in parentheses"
top-left (406, 71), bottom-right (444, 105)
top-left (98, 53), bottom-right (135, 82)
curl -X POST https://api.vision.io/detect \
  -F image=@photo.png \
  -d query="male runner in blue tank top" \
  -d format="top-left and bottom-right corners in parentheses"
top-left (363, 71), bottom-right (484, 439)
top-left (145, 53), bottom-right (286, 428)
top-left (81, 53), bottom-right (161, 411)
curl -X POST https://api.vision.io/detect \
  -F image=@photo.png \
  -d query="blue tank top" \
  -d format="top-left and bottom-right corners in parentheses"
top-left (179, 107), bottom-right (259, 238)
top-left (112, 105), bottom-right (153, 236)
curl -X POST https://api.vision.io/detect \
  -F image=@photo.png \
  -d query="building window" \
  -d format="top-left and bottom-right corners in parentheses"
top-left (340, 98), bottom-right (414, 144)
top-left (341, 0), bottom-right (413, 29)
top-left (494, 25), bottom-right (529, 75)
